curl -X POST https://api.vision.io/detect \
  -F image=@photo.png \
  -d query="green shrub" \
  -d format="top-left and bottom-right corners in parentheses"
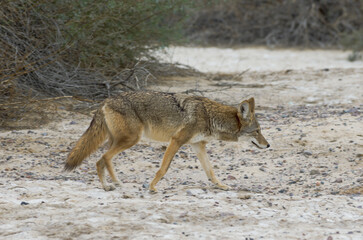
top-left (45, 0), bottom-right (195, 70)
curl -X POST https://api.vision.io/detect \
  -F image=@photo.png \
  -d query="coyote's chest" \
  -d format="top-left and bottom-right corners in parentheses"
top-left (189, 133), bottom-right (215, 143)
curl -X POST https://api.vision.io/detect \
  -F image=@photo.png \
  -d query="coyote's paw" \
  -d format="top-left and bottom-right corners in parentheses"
top-left (215, 183), bottom-right (231, 191)
top-left (149, 186), bottom-right (158, 193)
top-left (103, 184), bottom-right (116, 191)
top-left (113, 181), bottom-right (121, 187)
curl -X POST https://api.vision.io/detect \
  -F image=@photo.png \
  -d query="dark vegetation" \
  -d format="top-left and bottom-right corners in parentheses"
top-left (0, 0), bottom-right (196, 127)
top-left (0, 0), bottom-right (362, 128)
top-left (186, 0), bottom-right (362, 48)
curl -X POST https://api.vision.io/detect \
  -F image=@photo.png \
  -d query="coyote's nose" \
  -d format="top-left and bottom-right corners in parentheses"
top-left (267, 144), bottom-right (270, 148)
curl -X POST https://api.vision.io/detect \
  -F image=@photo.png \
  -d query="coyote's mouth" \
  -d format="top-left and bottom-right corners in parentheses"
top-left (251, 141), bottom-right (263, 149)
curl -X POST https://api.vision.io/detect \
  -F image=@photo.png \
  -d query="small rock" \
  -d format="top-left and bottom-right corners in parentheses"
top-left (316, 182), bottom-right (321, 186)
top-left (238, 194), bottom-right (251, 200)
top-left (219, 212), bottom-right (235, 217)
top-left (186, 189), bottom-right (204, 196)
top-left (278, 189), bottom-right (287, 193)
top-left (179, 151), bottom-right (188, 159)
top-left (310, 169), bottom-right (320, 175)
top-left (303, 150), bottom-right (313, 156)
top-left (276, 128), bottom-right (282, 131)
top-left (288, 180), bottom-right (297, 184)
top-left (334, 178), bottom-right (343, 183)
top-left (142, 183), bottom-right (149, 189)
top-left (357, 178), bottom-right (363, 183)
top-left (227, 175), bottom-right (237, 180)
top-left (69, 121), bottom-right (77, 125)
top-left (327, 236), bottom-right (333, 240)
top-left (21, 201), bottom-right (29, 205)
top-left (41, 133), bottom-right (48, 136)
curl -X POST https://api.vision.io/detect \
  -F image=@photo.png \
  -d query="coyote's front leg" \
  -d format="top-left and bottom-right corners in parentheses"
top-left (191, 141), bottom-right (230, 190)
top-left (149, 138), bottom-right (183, 192)
top-left (149, 128), bottom-right (192, 192)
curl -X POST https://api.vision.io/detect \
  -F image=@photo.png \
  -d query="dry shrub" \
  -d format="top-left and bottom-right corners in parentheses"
top-left (0, 0), bottom-right (197, 129)
top-left (186, 0), bottom-right (363, 47)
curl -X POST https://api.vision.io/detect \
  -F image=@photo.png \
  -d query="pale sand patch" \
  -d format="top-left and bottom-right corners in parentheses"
top-left (1, 48), bottom-right (362, 240)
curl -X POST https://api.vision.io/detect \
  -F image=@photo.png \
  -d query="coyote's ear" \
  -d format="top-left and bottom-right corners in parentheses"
top-left (248, 97), bottom-right (255, 112)
top-left (239, 100), bottom-right (251, 119)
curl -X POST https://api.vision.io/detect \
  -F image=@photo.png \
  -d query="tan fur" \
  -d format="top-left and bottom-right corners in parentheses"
top-left (64, 91), bottom-right (270, 192)
top-left (64, 109), bottom-right (107, 171)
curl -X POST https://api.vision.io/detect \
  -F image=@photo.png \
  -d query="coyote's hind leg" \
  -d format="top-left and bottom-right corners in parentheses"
top-left (96, 135), bottom-right (140, 191)
top-left (97, 108), bottom-right (142, 191)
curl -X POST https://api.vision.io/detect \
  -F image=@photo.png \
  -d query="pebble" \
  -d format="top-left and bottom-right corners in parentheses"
top-left (186, 189), bottom-right (204, 196)
top-left (288, 180), bottom-right (297, 184)
top-left (227, 175), bottom-right (237, 180)
top-left (279, 189), bottom-right (287, 193)
top-left (334, 178), bottom-right (343, 183)
top-left (303, 150), bottom-right (313, 156)
top-left (179, 151), bottom-right (188, 159)
top-left (20, 201), bottom-right (29, 205)
top-left (310, 169), bottom-right (320, 175)
top-left (238, 194), bottom-right (251, 200)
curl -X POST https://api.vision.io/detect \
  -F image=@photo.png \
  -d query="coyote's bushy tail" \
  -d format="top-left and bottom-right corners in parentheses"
top-left (64, 109), bottom-right (107, 171)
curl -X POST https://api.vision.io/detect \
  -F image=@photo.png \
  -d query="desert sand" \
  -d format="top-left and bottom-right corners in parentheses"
top-left (1, 47), bottom-right (362, 239)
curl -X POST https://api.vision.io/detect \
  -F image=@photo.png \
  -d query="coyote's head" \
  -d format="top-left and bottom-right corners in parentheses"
top-left (237, 98), bottom-right (270, 149)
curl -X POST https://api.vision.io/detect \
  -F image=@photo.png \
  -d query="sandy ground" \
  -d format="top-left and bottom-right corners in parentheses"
top-left (1, 47), bottom-right (362, 240)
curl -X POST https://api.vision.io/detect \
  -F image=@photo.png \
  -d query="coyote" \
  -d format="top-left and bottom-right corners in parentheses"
top-left (64, 91), bottom-right (270, 192)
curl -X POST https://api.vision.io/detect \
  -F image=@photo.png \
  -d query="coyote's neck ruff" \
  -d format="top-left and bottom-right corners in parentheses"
top-left (65, 91), bottom-right (269, 192)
